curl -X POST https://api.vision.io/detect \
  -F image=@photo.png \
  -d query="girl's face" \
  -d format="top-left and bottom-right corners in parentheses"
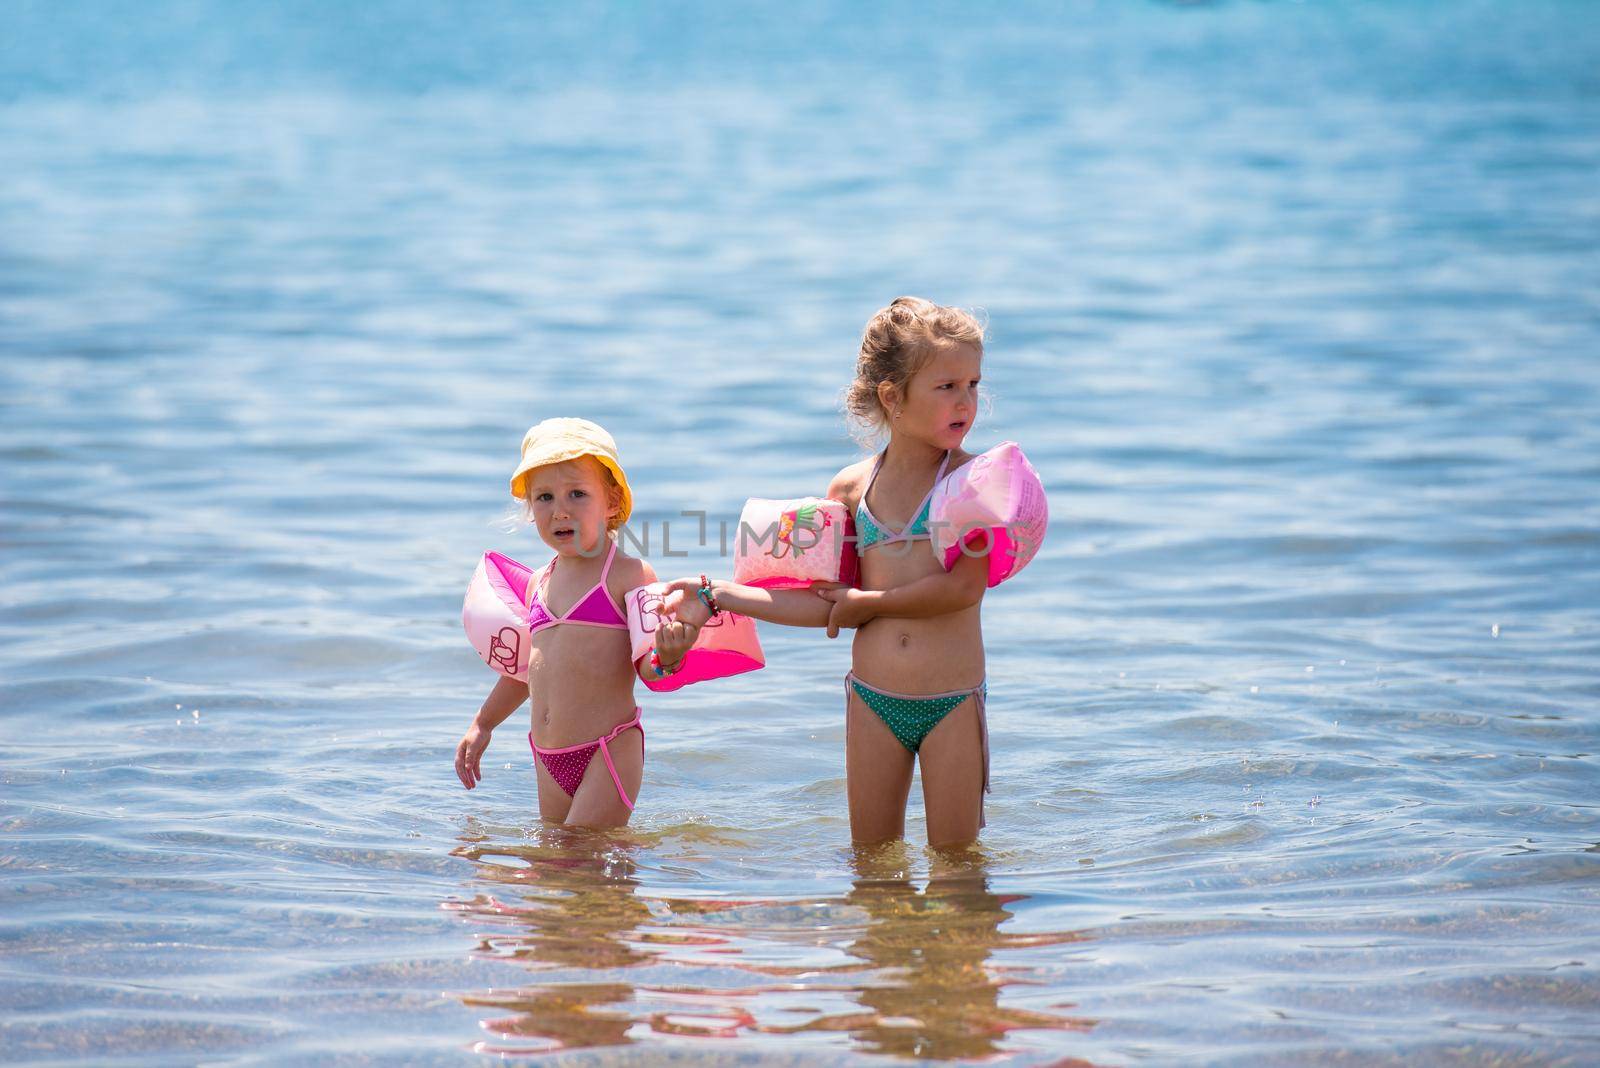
top-left (523, 457), bottom-right (619, 557)
top-left (888, 342), bottom-right (982, 452)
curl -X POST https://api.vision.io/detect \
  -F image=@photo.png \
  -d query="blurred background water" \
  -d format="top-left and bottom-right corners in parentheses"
top-left (3, 1), bottom-right (1598, 1064)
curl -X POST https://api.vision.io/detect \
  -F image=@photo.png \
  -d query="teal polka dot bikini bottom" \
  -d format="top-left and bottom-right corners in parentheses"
top-left (848, 673), bottom-right (988, 753)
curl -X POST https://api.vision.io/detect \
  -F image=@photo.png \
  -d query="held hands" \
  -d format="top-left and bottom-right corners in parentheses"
top-left (653, 615), bottom-right (699, 671)
top-left (660, 578), bottom-right (712, 628)
top-left (816, 587), bottom-right (879, 639)
top-left (646, 579), bottom-right (711, 677)
top-left (455, 722), bottom-right (491, 790)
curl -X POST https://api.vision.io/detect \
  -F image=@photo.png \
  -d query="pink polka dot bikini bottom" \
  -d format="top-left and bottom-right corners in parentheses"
top-left (529, 707), bottom-right (643, 811)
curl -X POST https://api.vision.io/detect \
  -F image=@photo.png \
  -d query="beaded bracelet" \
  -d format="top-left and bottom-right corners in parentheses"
top-left (696, 574), bottom-right (722, 618)
top-left (649, 649), bottom-right (683, 678)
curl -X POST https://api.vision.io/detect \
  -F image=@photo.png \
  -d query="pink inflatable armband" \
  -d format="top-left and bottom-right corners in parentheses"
top-left (462, 551), bottom-right (535, 683)
top-left (626, 583), bottom-right (765, 692)
top-left (929, 441), bottom-right (1048, 587)
top-left (733, 497), bottom-right (857, 589)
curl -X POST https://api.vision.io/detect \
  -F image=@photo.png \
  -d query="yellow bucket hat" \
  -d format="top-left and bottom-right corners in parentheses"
top-left (509, 417), bottom-right (633, 525)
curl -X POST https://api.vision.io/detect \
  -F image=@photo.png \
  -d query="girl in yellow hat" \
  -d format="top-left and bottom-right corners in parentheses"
top-left (453, 418), bottom-right (697, 828)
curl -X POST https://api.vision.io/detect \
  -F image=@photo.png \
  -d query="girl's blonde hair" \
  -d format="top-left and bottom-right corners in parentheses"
top-left (844, 296), bottom-right (985, 441)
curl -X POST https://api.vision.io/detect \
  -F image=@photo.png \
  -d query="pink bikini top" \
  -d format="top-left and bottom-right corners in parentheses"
top-left (524, 538), bottom-right (628, 634)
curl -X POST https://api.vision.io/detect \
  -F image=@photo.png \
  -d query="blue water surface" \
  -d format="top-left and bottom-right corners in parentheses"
top-left (2, 2), bottom-right (1598, 1064)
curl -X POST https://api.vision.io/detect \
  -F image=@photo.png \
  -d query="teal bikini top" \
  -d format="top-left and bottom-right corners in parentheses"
top-left (854, 450), bottom-right (952, 552)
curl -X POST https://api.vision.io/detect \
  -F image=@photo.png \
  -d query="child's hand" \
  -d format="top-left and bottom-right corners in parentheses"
top-left (816, 588), bottom-right (879, 639)
top-left (654, 618), bottom-right (700, 672)
top-left (659, 577), bottom-right (713, 627)
top-left (659, 576), bottom-right (701, 601)
top-left (455, 723), bottom-right (492, 789)
top-left (664, 586), bottom-right (712, 628)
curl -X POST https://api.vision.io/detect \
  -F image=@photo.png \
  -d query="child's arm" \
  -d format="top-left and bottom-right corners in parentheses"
top-left (455, 674), bottom-right (527, 790)
top-left (611, 556), bottom-right (701, 682)
top-left (661, 576), bottom-right (837, 629)
top-left (816, 551), bottom-right (989, 637)
top-left (658, 460), bottom-right (866, 631)
top-left (717, 579), bottom-right (842, 628)
top-left (636, 614), bottom-right (700, 682)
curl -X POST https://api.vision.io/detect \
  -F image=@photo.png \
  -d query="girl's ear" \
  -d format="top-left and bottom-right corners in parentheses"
top-left (876, 379), bottom-right (901, 419)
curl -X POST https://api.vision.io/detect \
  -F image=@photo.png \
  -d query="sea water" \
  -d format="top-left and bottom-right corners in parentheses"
top-left (2, 2), bottom-right (1597, 1063)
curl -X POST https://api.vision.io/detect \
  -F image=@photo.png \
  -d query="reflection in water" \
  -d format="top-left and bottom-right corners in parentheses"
top-left (767, 843), bottom-right (1098, 1060)
top-left (448, 828), bottom-right (650, 1055)
top-left (448, 833), bottom-right (1096, 1060)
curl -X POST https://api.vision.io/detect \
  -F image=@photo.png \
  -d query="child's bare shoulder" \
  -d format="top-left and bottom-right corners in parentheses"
top-left (944, 446), bottom-right (981, 479)
top-left (826, 458), bottom-right (873, 510)
top-left (607, 544), bottom-right (656, 599)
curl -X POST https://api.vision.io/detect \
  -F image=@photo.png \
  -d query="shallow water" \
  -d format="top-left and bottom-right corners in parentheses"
top-left (3, 1), bottom-right (1599, 1064)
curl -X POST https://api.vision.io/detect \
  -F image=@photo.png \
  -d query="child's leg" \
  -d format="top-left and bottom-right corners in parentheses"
top-left (845, 690), bottom-right (916, 843)
top-left (564, 728), bottom-right (643, 829)
top-left (534, 761), bottom-right (574, 823)
top-left (917, 695), bottom-right (986, 848)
